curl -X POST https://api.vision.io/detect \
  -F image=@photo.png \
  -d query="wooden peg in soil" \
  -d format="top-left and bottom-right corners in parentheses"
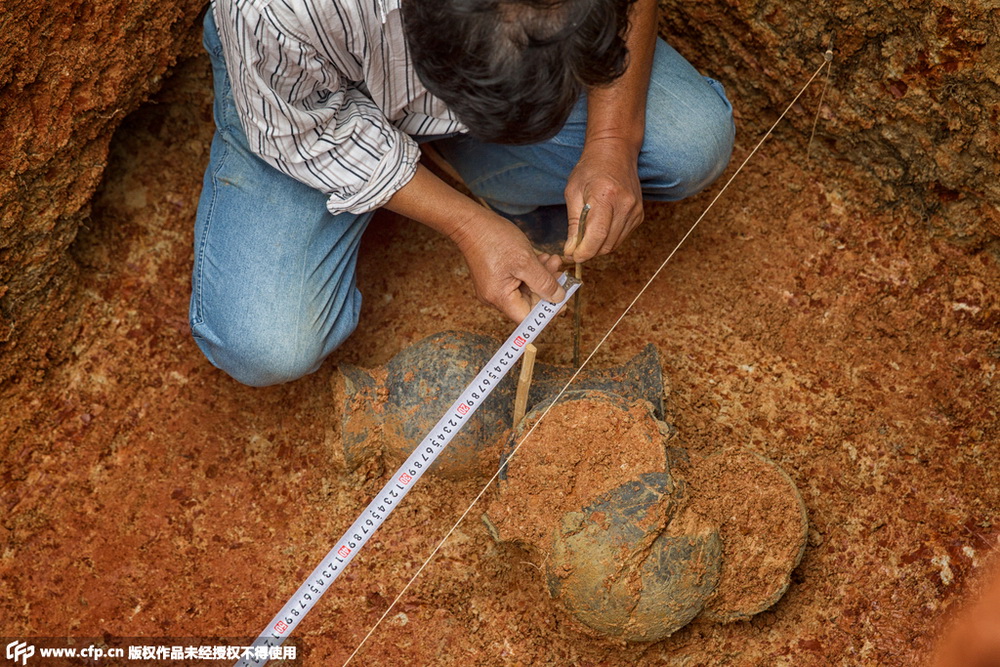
top-left (572, 204), bottom-right (590, 367)
top-left (513, 343), bottom-right (538, 426)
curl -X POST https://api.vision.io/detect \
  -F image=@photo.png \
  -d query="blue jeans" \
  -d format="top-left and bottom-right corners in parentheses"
top-left (192, 10), bottom-right (734, 387)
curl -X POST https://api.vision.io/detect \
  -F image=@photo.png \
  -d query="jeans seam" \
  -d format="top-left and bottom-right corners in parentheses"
top-left (219, 76), bottom-right (239, 134)
top-left (466, 161), bottom-right (533, 192)
top-left (291, 230), bottom-right (309, 378)
top-left (192, 135), bottom-right (231, 327)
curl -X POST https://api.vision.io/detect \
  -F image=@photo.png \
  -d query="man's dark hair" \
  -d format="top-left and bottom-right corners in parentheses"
top-left (402, 0), bottom-right (635, 145)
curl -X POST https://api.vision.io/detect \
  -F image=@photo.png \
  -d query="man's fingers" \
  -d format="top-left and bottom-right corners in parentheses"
top-left (564, 220), bottom-right (578, 258)
top-left (541, 253), bottom-right (563, 274)
top-left (498, 290), bottom-right (532, 322)
top-left (520, 256), bottom-right (566, 305)
top-left (482, 253), bottom-right (567, 323)
top-left (538, 255), bottom-right (567, 318)
top-left (564, 193), bottom-right (586, 258)
top-left (606, 206), bottom-right (644, 255)
top-left (481, 278), bottom-right (531, 322)
top-left (573, 200), bottom-right (612, 262)
top-left (598, 207), bottom-right (632, 256)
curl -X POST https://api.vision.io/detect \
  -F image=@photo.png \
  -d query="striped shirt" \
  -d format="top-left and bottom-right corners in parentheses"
top-left (213, 0), bottom-right (466, 215)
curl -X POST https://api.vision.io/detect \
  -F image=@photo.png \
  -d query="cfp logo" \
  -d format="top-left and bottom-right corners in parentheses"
top-left (5, 641), bottom-right (34, 665)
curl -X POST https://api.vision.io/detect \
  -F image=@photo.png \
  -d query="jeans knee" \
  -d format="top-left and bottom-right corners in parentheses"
top-left (226, 342), bottom-right (327, 387)
top-left (674, 123), bottom-right (734, 198)
top-left (642, 79), bottom-right (736, 201)
top-left (192, 306), bottom-right (359, 387)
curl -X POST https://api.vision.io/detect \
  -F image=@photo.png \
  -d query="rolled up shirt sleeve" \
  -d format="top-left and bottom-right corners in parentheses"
top-left (214, 0), bottom-right (420, 215)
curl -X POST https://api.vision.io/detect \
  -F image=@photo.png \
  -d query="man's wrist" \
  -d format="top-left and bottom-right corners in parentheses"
top-left (446, 209), bottom-right (482, 253)
top-left (583, 131), bottom-right (643, 161)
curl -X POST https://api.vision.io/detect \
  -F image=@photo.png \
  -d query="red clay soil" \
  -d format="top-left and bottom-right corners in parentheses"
top-left (488, 395), bottom-right (670, 551)
top-left (675, 450), bottom-right (809, 623)
top-left (2, 53), bottom-right (999, 666)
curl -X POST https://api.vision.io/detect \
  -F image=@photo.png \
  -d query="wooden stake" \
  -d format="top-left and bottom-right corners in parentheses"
top-left (513, 343), bottom-right (538, 426)
top-left (572, 204), bottom-right (590, 367)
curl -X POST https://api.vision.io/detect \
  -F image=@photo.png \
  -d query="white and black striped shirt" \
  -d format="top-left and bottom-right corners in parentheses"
top-left (213, 0), bottom-right (466, 215)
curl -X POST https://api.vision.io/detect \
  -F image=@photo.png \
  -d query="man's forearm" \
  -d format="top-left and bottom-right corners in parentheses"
top-left (384, 164), bottom-right (486, 250)
top-left (561, 0), bottom-right (658, 261)
top-left (584, 0), bottom-right (658, 153)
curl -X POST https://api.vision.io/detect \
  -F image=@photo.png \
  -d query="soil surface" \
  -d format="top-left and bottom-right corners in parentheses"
top-left (489, 394), bottom-right (670, 552)
top-left (675, 450), bottom-right (809, 623)
top-left (2, 52), bottom-right (999, 666)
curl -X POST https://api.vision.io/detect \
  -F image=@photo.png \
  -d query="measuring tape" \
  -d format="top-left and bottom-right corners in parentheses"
top-left (235, 273), bottom-right (581, 666)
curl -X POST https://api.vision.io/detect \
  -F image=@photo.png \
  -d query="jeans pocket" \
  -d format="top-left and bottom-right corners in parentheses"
top-left (703, 77), bottom-right (734, 114)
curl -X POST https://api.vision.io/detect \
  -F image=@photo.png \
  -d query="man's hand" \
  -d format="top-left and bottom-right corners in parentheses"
top-left (564, 136), bottom-right (644, 262)
top-left (452, 212), bottom-right (566, 321)
top-left (386, 164), bottom-right (564, 322)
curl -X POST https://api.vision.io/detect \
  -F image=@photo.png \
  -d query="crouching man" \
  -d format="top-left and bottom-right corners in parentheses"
top-left (190, 0), bottom-right (734, 386)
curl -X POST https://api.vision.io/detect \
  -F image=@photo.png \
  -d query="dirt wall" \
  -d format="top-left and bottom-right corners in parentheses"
top-left (659, 0), bottom-right (1000, 249)
top-left (2, 0), bottom-right (997, 395)
top-left (0, 1), bottom-right (205, 395)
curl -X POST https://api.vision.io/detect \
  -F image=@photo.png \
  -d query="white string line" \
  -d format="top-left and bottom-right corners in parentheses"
top-left (808, 47), bottom-right (835, 159)
top-left (342, 56), bottom-right (831, 667)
